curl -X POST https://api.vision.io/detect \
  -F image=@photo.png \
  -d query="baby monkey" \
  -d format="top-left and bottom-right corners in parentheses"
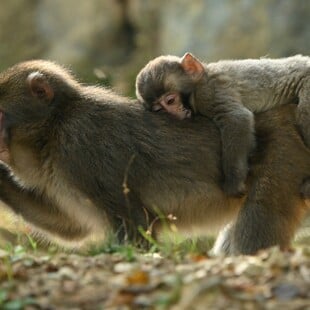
top-left (136, 53), bottom-right (310, 196)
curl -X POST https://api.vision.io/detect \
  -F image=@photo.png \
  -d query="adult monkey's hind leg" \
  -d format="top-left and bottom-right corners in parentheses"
top-left (214, 105), bottom-right (310, 255)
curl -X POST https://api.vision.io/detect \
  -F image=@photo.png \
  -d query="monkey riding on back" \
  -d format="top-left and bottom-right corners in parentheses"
top-left (136, 53), bottom-right (310, 197)
top-left (0, 60), bottom-right (308, 255)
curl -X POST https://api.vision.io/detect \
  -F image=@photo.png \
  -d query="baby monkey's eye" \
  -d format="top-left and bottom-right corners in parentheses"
top-left (152, 103), bottom-right (163, 112)
top-left (165, 94), bottom-right (176, 105)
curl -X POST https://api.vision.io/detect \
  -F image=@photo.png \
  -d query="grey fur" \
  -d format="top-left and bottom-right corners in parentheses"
top-left (136, 54), bottom-right (310, 196)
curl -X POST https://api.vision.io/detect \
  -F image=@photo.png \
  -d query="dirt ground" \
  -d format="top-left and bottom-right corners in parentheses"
top-left (0, 245), bottom-right (309, 310)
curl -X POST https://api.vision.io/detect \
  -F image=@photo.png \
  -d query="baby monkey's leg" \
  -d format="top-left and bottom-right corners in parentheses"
top-left (214, 105), bottom-right (255, 197)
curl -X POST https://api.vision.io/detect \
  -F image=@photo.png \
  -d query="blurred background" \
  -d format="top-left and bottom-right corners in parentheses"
top-left (0, 0), bottom-right (309, 244)
top-left (0, 0), bottom-right (309, 97)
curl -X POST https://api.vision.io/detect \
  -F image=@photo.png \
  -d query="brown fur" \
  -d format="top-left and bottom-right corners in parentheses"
top-left (0, 60), bottom-right (308, 254)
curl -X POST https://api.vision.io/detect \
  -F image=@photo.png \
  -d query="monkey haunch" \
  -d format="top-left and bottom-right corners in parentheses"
top-left (0, 60), bottom-right (308, 255)
top-left (136, 54), bottom-right (310, 197)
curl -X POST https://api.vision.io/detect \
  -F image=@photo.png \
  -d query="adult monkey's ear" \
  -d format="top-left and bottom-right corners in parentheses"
top-left (181, 52), bottom-right (205, 81)
top-left (26, 72), bottom-right (54, 103)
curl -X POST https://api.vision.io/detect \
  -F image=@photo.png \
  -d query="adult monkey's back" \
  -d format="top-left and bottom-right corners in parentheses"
top-left (0, 60), bottom-right (308, 254)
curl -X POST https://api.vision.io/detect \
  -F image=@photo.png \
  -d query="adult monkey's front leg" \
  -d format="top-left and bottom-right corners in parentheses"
top-left (0, 165), bottom-right (88, 241)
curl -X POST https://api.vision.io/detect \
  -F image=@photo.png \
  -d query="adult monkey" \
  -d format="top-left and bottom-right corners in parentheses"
top-left (0, 60), bottom-right (308, 254)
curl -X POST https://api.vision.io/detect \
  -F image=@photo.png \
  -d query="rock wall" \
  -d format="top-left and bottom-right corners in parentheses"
top-left (0, 0), bottom-right (308, 94)
top-left (158, 0), bottom-right (310, 60)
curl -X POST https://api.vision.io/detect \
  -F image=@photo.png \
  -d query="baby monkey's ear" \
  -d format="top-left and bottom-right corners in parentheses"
top-left (181, 53), bottom-right (205, 81)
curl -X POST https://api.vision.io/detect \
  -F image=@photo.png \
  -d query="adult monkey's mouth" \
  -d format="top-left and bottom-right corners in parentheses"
top-left (0, 111), bottom-right (10, 164)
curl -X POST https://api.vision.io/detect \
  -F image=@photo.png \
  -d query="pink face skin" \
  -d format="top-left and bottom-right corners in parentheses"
top-left (151, 92), bottom-right (192, 120)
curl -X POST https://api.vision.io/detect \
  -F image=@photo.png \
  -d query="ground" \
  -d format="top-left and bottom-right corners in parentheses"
top-left (0, 244), bottom-right (309, 310)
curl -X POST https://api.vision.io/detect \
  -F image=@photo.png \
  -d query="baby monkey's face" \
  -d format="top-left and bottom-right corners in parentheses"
top-left (136, 53), bottom-right (205, 120)
top-left (151, 92), bottom-right (192, 120)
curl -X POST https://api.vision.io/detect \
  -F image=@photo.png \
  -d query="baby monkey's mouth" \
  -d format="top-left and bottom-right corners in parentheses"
top-left (183, 108), bottom-right (192, 119)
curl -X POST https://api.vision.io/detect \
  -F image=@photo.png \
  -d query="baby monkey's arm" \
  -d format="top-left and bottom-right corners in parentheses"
top-left (202, 85), bottom-right (255, 197)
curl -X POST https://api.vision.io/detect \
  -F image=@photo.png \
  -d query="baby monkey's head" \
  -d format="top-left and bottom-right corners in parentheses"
top-left (136, 53), bottom-right (205, 120)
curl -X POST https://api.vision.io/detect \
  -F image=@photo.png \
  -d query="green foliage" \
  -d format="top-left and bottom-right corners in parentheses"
top-left (0, 296), bottom-right (35, 310)
top-left (87, 240), bottom-right (137, 262)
